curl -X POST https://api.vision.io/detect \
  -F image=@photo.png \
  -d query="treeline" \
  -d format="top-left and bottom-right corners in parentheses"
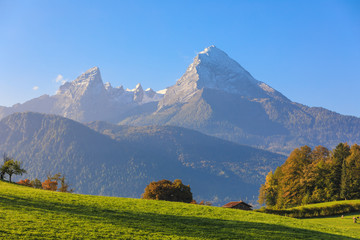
top-left (17, 173), bottom-right (73, 193)
top-left (259, 143), bottom-right (360, 209)
top-left (0, 153), bottom-right (72, 193)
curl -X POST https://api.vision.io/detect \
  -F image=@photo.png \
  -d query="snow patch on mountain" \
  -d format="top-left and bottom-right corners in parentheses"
top-left (156, 89), bottom-right (168, 94)
top-left (259, 83), bottom-right (275, 93)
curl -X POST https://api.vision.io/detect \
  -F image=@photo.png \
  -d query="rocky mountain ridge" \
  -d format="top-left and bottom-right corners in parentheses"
top-left (1, 46), bottom-right (359, 154)
top-left (0, 67), bottom-right (164, 122)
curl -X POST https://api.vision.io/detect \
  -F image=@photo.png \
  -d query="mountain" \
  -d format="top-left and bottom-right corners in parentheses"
top-left (120, 46), bottom-right (360, 154)
top-left (1, 46), bottom-right (359, 154)
top-left (0, 112), bottom-right (285, 205)
top-left (0, 67), bottom-right (164, 123)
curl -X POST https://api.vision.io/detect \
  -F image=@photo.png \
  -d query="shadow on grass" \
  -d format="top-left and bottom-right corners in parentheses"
top-left (0, 193), bottom-right (357, 240)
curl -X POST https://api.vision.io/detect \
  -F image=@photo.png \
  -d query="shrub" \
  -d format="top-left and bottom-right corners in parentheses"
top-left (142, 179), bottom-right (193, 203)
top-left (30, 178), bottom-right (42, 189)
top-left (17, 179), bottom-right (32, 187)
top-left (256, 201), bottom-right (360, 218)
top-left (42, 179), bottom-right (58, 191)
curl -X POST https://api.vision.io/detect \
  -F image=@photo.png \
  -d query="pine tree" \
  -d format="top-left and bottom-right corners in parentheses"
top-left (329, 143), bottom-right (350, 200)
top-left (341, 144), bottom-right (360, 199)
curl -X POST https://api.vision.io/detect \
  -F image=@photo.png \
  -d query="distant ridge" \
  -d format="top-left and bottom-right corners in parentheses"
top-left (0, 112), bottom-right (285, 205)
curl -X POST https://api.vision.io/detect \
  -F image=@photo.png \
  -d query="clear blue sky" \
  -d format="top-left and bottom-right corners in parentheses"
top-left (1, 0), bottom-right (359, 116)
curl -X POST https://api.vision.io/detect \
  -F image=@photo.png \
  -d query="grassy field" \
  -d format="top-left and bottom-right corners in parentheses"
top-left (0, 181), bottom-right (359, 239)
top-left (293, 200), bottom-right (360, 209)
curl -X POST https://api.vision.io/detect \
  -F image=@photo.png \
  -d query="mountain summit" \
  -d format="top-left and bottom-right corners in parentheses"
top-left (161, 46), bottom-right (287, 108)
top-left (56, 67), bottom-right (106, 103)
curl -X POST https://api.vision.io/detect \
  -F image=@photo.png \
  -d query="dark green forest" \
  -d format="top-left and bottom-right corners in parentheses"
top-left (259, 143), bottom-right (360, 209)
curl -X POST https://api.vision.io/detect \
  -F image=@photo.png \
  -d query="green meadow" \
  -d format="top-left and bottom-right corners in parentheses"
top-left (0, 181), bottom-right (359, 239)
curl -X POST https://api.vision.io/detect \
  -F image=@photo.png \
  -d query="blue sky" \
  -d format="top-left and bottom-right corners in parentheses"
top-left (0, 0), bottom-right (359, 116)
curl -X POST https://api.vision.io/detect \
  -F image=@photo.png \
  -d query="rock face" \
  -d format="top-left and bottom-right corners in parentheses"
top-left (0, 67), bottom-right (164, 123)
top-left (1, 46), bottom-right (360, 154)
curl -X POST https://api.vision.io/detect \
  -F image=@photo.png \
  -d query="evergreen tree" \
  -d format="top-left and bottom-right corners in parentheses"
top-left (341, 144), bottom-right (360, 199)
top-left (258, 168), bottom-right (281, 207)
top-left (329, 143), bottom-right (350, 200)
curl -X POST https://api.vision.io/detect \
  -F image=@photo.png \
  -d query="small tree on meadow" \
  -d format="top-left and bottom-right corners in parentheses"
top-left (30, 178), bottom-right (42, 189)
top-left (42, 179), bottom-right (58, 191)
top-left (0, 153), bottom-right (12, 180)
top-left (1, 159), bottom-right (26, 183)
top-left (42, 173), bottom-right (73, 192)
top-left (58, 175), bottom-right (73, 193)
top-left (141, 179), bottom-right (193, 203)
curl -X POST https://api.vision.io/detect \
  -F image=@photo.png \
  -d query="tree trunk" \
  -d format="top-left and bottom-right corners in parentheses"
top-left (9, 174), bottom-right (12, 183)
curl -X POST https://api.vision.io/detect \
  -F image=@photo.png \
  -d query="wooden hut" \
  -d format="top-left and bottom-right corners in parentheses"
top-left (222, 201), bottom-right (253, 210)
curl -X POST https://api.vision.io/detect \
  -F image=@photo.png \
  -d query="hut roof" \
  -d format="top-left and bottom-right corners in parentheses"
top-left (222, 201), bottom-right (252, 208)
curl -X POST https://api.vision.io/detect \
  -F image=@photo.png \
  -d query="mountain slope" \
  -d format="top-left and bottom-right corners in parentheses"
top-left (0, 112), bottom-right (285, 205)
top-left (120, 46), bottom-right (360, 154)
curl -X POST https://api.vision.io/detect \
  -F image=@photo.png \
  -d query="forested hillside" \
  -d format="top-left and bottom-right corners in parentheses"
top-left (0, 112), bottom-right (285, 205)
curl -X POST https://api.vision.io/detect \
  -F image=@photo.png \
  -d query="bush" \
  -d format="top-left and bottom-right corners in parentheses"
top-left (142, 179), bottom-right (193, 203)
top-left (17, 179), bottom-right (32, 187)
top-left (42, 179), bottom-right (58, 191)
top-left (30, 178), bottom-right (42, 189)
top-left (256, 201), bottom-right (360, 218)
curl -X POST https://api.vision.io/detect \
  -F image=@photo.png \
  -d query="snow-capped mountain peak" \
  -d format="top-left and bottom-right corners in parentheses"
top-left (198, 45), bottom-right (229, 59)
top-left (194, 46), bottom-right (259, 89)
top-left (56, 66), bottom-right (105, 99)
top-left (135, 83), bottom-right (142, 89)
top-left (74, 66), bottom-right (102, 85)
top-left (133, 83), bottom-right (144, 102)
top-left (50, 67), bottom-right (166, 120)
top-left (160, 46), bottom-right (288, 107)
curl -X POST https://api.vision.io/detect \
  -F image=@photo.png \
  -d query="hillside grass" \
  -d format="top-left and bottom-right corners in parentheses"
top-left (257, 200), bottom-right (360, 218)
top-left (0, 181), bottom-right (359, 239)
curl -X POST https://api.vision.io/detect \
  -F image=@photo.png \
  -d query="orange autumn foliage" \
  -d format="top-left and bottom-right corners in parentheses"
top-left (42, 179), bottom-right (58, 191)
top-left (17, 179), bottom-right (32, 187)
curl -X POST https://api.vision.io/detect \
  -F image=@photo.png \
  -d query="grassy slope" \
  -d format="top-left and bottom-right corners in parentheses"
top-left (292, 200), bottom-right (360, 209)
top-left (307, 212), bottom-right (360, 238)
top-left (0, 181), bottom-right (359, 240)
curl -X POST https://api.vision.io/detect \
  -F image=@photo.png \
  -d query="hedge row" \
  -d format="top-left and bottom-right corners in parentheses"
top-left (257, 202), bottom-right (360, 218)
